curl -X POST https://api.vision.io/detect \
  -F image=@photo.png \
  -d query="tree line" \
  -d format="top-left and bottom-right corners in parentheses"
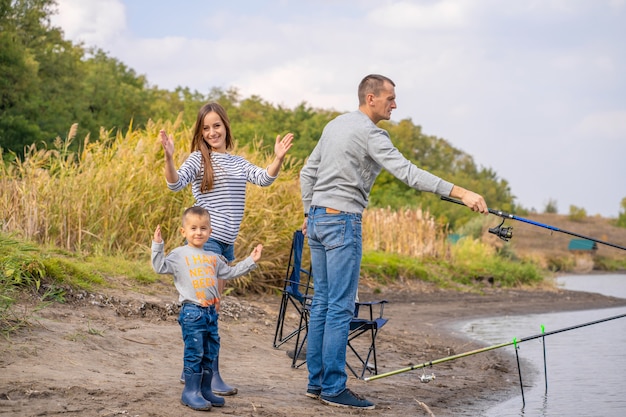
top-left (1, 0), bottom-right (520, 227)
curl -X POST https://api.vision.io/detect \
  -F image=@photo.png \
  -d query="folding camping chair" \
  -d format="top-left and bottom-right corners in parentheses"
top-left (273, 230), bottom-right (314, 351)
top-left (346, 299), bottom-right (388, 378)
top-left (276, 230), bottom-right (389, 379)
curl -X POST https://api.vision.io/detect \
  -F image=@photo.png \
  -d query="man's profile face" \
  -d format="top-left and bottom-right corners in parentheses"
top-left (369, 81), bottom-right (397, 123)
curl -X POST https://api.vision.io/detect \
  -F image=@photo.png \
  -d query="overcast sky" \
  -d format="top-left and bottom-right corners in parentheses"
top-left (51, 0), bottom-right (625, 217)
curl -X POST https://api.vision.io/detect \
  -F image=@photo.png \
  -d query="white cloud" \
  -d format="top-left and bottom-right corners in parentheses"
top-left (47, 0), bottom-right (626, 217)
top-left (235, 61), bottom-right (356, 112)
top-left (367, 0), bottom-right (470, 29)
top-left (52, 0), bottom-right (127, 47)
top-left (575, 110), bottom-right (626, 141)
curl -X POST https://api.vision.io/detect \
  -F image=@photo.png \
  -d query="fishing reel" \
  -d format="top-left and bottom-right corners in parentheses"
top-left (419, 363), bottom-right (436, 383)
top-left (489, 219), bottom-right (513, 242)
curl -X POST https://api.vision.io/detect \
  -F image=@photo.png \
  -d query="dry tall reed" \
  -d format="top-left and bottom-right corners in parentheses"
top-left (363, 207), bottom-right (448, 259)
top-left (2, 119), bottom-right (191, 256)
top-left (0, 123), bottom-right (450, 292)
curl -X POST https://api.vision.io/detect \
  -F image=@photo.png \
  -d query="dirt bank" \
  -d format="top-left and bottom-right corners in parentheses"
top-left (2, 280), bottom-right (626, 417)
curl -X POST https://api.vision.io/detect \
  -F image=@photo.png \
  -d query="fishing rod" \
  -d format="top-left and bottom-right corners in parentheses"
top-left (364, 312), bottom-right (626, 382)
top-left (440, 196), bottom-right (626, 251)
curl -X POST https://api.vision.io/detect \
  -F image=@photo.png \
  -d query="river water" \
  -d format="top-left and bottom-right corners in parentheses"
top-left (460, 274), bottom-right (626, 417)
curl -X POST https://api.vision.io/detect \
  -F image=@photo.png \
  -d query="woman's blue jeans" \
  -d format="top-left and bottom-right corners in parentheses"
top-left (203, 238), bottom-right (234, 263)
top-left (306, 206), bottom-right (362, 397)
top-left (178, 303), bottom-right (220, 374)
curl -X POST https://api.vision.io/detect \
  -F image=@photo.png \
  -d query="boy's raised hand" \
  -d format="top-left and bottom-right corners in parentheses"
top-left (154, 225), bottom-right (163, 243)
top-left (250, 244), bottom-right (263, 262)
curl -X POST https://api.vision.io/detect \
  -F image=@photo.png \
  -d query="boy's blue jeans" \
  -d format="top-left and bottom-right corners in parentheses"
top-left (178, 303), bottom-right (220, 374)
top-left (306, 206), bottom-right (362, 397)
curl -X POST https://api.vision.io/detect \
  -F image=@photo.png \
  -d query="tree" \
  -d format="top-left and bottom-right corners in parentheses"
top-left (0, 28), bottom-right (43, 153)
top-left (544, 199), bottom-right (558, 213)
top-left (0, 0), bottom-right (46, 153)
top-left (617, 197), bottom-right (626, 228)
top-left (568, 205), bottom-right (587, 222)
top-left (0, 0), bottom-right (167, 155)
top-left (79, 49), bottom-right (155, 138)
top-left (0, 0), bottom-right (85, 154)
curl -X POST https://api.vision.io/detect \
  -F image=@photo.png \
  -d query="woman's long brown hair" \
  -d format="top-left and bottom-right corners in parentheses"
top-left (190, 102), bottom-right (234, 193)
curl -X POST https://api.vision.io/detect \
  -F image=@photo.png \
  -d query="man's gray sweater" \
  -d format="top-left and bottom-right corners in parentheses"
top-left (300, 110), bottom-right (454, 214)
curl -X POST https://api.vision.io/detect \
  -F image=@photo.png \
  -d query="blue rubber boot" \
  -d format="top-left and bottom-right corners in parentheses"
top-left (211, 354), bottom-right (238, 396)
top-left (181, 371), bottom-right (212, 411)
top-left (201, 369), bottom-right (225, 407)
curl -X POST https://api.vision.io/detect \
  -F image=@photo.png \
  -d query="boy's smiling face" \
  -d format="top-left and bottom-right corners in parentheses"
top-left (180, 213), bottom-right (211, 249)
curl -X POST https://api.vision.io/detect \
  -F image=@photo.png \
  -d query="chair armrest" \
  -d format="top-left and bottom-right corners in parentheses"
top-left (354, 300), bottom-right (388, 320)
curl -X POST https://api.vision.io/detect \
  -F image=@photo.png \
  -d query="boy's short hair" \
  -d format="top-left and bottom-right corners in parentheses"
top-left (182, 206), bottom-right (210, 225)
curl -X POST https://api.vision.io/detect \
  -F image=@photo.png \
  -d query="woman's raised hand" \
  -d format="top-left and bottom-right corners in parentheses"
top-left (159, 130), bottom-right (175, 157)
top-left (274, 133), bottom-right (294, 160)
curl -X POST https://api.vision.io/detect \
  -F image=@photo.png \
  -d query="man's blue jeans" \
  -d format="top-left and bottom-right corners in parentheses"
top-left (179, 303), bottom-right (220, 374)
top-left (306, 206), bottom-right (362, 397)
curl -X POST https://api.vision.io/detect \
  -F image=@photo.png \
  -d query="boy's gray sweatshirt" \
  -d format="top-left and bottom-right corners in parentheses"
top-left (300, 110), bottom-right (454, 214)
top-left (151, 242), bottom-right (256, 306)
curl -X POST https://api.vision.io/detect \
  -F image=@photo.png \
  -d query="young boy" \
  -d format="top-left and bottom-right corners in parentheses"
top-left (151, 206), bottom-right (262, 411)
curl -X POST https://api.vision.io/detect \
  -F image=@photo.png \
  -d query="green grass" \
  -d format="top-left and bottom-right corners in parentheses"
top-left (362, 242), bottom-right (544, 289)
top-left (0, 228), bottom-right (557, 339)
top-left (83, 254), bottom-right (161, 286)
top-left (0, 233), bottom-right (159, 335)
top-left (1, 234), bottom-right (46, 297)
top-left (362, 251), bottom-right (437, 284)
top-left (594, 256), bottom-right (626, 271)
top-left (449, 238), bottom-right (544, 286)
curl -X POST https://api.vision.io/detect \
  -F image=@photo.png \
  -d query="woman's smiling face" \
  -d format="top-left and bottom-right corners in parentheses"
top-left (202, 111), bottom-right (227, 152)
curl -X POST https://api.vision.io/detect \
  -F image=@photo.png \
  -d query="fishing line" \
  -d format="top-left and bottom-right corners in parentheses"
top-left (440, 196), bottom-right (626, 251)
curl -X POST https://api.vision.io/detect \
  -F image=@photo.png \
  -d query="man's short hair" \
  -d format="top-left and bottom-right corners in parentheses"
top-left (358, 74), bottom-right (395, 105)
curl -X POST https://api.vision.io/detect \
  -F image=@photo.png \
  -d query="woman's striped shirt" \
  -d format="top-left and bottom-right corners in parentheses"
top-left (167, 151), bottom-right (276, 245)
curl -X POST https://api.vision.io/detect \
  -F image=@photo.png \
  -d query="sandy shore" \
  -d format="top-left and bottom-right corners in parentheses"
top-left (2, 280), bottom-right (626, 417)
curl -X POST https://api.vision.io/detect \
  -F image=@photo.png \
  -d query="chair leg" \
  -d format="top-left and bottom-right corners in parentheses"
top-left (369, 328), bottom-right (379, 375)
top-left (346, 325), bottom-right (381, 379)
top-left (273, 295), bottom-right (289, 348)
top-left (291, 310), bottom-right (309, 368)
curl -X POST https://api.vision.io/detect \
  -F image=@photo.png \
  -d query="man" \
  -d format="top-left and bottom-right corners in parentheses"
top-left (300, 74), bottom-right (488, 409)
